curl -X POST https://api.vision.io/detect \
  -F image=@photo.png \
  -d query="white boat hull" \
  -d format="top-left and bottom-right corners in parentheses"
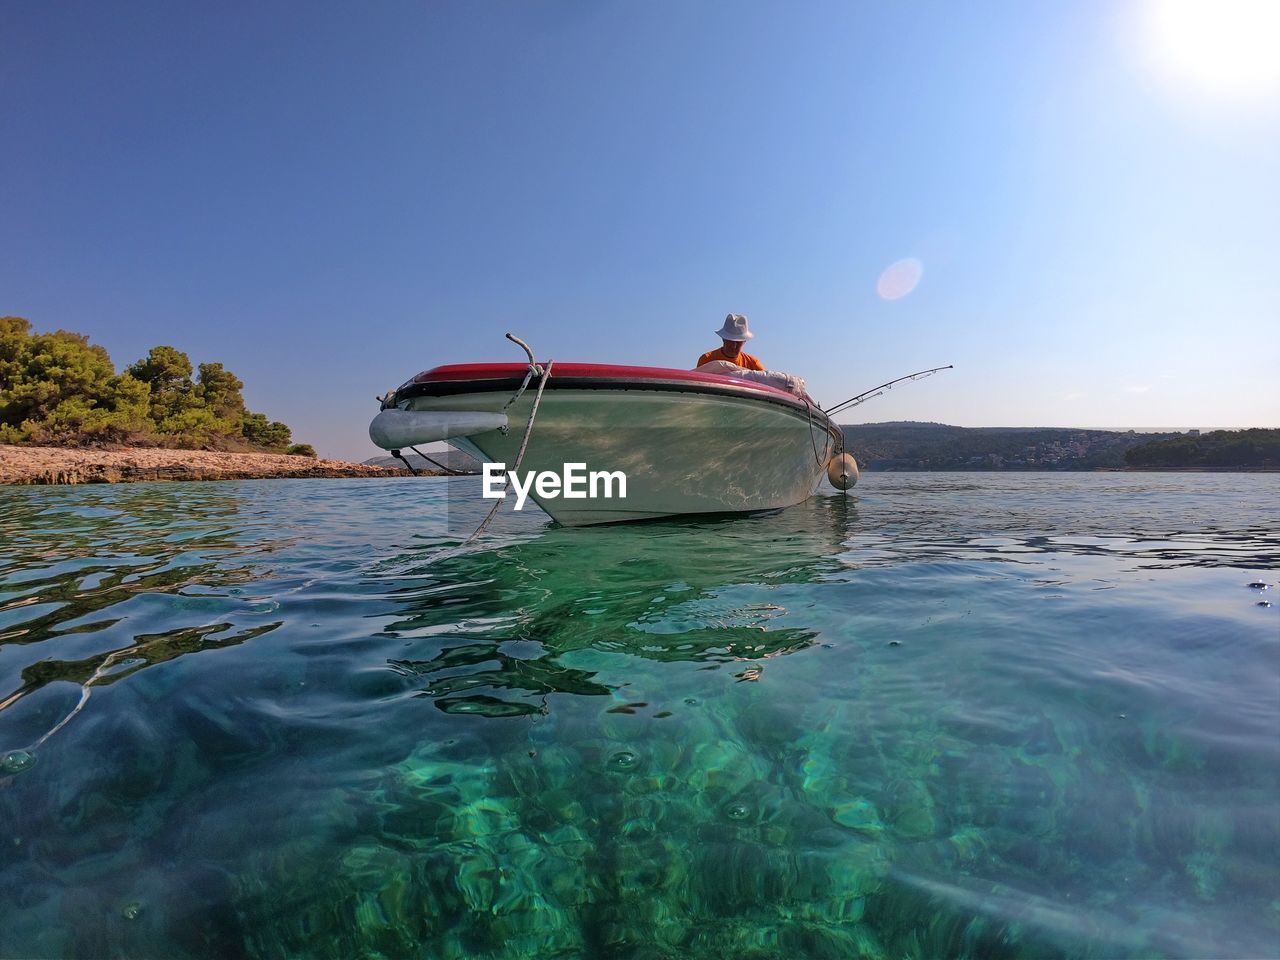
top-left (405, 388), bottom-right (840, 525)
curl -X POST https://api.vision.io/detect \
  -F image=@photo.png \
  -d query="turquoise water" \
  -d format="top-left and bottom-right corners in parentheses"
top-left (0, 473), bottom-right (1276, 959)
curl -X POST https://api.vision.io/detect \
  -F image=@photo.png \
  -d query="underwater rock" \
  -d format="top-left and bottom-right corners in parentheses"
top-left (540, 822), bottom-right (592, 858)
top-left (831, 797), bottom-right (885, 835)
top-left (454, 796), bottom-right (522, 840)
top-left (681, 919), bottom-right (886, 959)
top-left (488, 892), bottom-right (585, 958)
top-left (885, 778), bottom-right (940, 839)
top-left (452, 846), bottom-right (501, 912)
top-left (946, 826), bottom-right (991, 864)
top-left (540, 789), bottom-right (589, 826)
top-left (339, 845), bottom-right (407, 890)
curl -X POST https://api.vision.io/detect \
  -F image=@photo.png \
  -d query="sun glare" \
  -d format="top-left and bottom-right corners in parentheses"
top-left (1142, 0), bottom-right (1280, 98)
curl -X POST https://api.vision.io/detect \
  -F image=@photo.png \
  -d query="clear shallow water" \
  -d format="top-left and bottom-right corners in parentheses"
top-left (0, 472), bottom-right (1276, 959)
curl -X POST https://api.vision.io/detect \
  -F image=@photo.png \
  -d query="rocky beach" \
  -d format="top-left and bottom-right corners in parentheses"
top-left (0, 444), bottom-right (412, 485)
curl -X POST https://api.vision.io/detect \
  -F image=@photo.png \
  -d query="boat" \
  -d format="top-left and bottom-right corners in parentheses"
top-left (368, 341), bottom-right (857, 526)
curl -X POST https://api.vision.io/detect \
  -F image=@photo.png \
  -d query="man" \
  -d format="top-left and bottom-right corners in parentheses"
top-left (697, 313), bottom-right (765, 370)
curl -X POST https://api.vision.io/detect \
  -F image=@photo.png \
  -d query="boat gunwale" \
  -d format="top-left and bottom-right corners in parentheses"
top-left (394, 371), bottom-right (837, 429)
top-left (409, 362), bottom-right (795, 393)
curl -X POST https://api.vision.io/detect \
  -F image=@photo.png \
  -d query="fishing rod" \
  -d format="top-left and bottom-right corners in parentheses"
top-left (823, 364), bottom-right (954, 417)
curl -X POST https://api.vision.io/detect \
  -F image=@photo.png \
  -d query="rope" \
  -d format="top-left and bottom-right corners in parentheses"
top-left (389, 449), bottom-right (418, 475)
top-left (499, 333), bottom-right (544, 428)
top-left (501, 365), bottom-right (538, 422)
top-left (1, 646), bottom-right (128, 770)
top-left (465, 359), bottom-right (554, 544)
top-left (407, 445), bottom-right (467, 476)
top-left (805, 397), bottom-right (833, 466)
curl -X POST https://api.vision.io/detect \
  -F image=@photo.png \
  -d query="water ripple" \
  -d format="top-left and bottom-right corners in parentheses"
top-left (0, 473), bottom-right (1276, 958)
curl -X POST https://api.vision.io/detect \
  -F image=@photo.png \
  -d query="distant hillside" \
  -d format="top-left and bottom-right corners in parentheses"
top-left (363, 449), bottom-right (481, 473)
top-left (841, 423), bottom-right (1181, 470)
top-left (365, 428), bottom-right (1265, 474)
top-left (1124, 429), bottom-right (1279, 469)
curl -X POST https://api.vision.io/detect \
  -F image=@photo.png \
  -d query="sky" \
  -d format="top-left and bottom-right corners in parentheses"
top-left (2, 0), bottom-right (1278, 460)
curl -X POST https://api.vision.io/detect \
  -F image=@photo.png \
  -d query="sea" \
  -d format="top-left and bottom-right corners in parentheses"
top-left (0, 472), bottom-right (1276, 959)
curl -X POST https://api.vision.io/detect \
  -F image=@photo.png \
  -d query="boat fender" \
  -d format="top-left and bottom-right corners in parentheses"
top-left (369, 409), bottom-right (508, 450)
top-left (827, 453), bottom-right (859, 490)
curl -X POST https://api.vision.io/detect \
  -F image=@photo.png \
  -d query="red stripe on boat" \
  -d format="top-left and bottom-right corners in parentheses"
top-left (410, 363), bottom-right (797, 399)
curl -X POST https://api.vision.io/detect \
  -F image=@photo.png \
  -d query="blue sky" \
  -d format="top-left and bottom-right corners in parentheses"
top-left (3, 1), bottom-right (1277, 459)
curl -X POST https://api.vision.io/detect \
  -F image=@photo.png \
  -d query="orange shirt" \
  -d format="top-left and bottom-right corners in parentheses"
top-left (697, 347), bottom-right (765, 371)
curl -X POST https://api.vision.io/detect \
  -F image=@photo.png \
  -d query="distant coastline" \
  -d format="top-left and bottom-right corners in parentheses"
top-left (3, 440), bottom-right (1273, 488)
top-left (857, 464), bottom-right (1279, 473)
top-left (842, 424), bottom-right (1279, 472)
top-left (0, 444), bottom-right (424, 485)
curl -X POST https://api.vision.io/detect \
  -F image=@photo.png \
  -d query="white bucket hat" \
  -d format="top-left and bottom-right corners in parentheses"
top-left (715, 313), bottom-right (754, 341)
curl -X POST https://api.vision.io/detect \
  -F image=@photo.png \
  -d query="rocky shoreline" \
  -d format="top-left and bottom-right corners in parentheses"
top-left (0, 444), bottom-right (419, 485)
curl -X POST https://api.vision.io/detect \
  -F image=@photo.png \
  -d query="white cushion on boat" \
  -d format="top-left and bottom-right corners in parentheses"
top-left (695, 360), bottom-right (806, 396)
top-left (696, 360), bottom-right (742, 374)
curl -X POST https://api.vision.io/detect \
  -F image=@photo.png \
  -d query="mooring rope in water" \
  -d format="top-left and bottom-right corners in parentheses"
top-left (29, 660), bottom-right (110, 749)
top-left (389, 448), bottom-right (419, 475)
top-left (465, 358), bottom-right (554, 545)
top-left (1, 646), bottom-right (131, 774)
top-left (407, 444), bottom-right (468, 476)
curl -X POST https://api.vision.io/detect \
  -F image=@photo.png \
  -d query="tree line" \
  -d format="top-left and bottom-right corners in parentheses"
top-left (1124, 429), bottom-right (1279, 469)
top-left (0, 317), bottom-right (314, 455)
top-left (840, 423), bottom-right (1173, 470)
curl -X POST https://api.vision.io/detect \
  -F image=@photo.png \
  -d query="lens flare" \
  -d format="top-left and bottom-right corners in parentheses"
top-left (876, 258), bottom-right (924, 301)
top-left (1142, 0), bottom-right (1280, 98)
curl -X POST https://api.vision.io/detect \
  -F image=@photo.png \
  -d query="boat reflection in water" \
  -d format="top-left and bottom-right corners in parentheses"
top-left (381, 492), bottom-right (860, 718)
top-left (316, 493), bottom-right (916, 960)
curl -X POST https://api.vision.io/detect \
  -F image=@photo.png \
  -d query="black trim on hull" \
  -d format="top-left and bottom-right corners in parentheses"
top-left (395, 375), bottom-right (829, 422)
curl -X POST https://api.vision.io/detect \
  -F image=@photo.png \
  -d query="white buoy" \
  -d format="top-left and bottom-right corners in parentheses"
top-left (827, 453), bottom-right (859, 490)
